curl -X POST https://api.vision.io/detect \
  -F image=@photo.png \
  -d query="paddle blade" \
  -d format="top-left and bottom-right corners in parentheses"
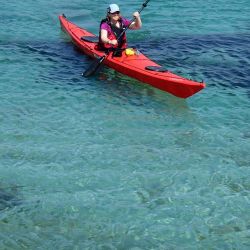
top-left (82, 55), bottom-right (106, 77)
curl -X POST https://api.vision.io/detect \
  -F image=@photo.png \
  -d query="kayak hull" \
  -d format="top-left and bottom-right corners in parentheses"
top-left (59, 15), bottom-right (205, 98)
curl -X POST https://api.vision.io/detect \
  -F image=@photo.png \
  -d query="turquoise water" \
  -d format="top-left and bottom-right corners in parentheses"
top-left (1, 0), bottom-right (250, 249)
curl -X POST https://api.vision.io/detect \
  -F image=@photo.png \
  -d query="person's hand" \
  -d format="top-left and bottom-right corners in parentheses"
top-left (133, 11), bottom-right (140, 19)
top-left (109, 39), bottom-right (118, 46)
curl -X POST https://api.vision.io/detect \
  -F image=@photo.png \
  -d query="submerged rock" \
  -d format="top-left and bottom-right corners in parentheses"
top-left (0, 186), bottom-right (22, 211)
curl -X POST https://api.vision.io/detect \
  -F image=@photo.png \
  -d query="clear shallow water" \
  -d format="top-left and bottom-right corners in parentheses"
top-left (1, 0), bottom-right (250, 249)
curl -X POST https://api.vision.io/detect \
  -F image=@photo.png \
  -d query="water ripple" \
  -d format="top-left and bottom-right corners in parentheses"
top-left (1, 1), bottom-right (250, 249)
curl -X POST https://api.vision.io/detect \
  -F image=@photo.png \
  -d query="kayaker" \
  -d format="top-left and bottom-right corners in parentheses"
top-left (97, 4), bottom-right (142, 53)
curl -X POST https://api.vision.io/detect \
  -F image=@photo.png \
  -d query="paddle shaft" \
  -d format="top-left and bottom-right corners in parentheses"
top-left (116, 0), bottom-right (150, 42)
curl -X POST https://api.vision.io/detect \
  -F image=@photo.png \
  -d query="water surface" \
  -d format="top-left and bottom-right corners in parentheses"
top-left (1, 0), bottom-right (250, 249)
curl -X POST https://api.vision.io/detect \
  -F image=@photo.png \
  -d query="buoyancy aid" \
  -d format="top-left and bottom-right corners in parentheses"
top-left (97, 18), bottom-right (127, 51)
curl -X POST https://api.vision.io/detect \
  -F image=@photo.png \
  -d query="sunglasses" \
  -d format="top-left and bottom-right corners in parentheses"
top-left (110, 11), bottom-right (120, 15)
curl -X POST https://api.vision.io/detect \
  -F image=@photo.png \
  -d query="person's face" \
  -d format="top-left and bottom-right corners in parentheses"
top-left (109, 11), bottom-right (120, 21)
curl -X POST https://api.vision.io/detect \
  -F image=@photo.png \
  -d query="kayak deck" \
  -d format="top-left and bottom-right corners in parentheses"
top-left (59, 15), bottom-right (205, 98)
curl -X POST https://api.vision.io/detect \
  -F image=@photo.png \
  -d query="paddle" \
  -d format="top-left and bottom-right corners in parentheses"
top-left (82, 0), bottom-right (151, 77)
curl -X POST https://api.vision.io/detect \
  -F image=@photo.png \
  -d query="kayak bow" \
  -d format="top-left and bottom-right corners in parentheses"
top-left (59, 15), bottom-right (205, 98)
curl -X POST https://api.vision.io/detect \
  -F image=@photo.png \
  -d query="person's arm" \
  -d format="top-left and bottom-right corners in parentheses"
top-left (100, 29), bottom-right (118, 46)
top-left (129, 12), bottom-right (142, 30)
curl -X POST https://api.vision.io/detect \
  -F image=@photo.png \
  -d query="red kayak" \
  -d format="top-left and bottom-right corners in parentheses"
top-left (59, 15), bottom-right (205, 98)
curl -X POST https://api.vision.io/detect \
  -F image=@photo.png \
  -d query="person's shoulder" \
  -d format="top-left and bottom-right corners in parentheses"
top-left (100, 20), bottom-right (109, 30)
top-left (121, 17), bottom-right (130, 26)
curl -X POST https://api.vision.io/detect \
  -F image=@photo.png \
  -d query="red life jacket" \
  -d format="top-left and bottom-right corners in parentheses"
top-left (97, 18), bottom-right (127, 50)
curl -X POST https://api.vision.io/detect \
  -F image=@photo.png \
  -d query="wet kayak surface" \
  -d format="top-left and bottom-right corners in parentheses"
top-left (1, 0), bottom-right (250, 249)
